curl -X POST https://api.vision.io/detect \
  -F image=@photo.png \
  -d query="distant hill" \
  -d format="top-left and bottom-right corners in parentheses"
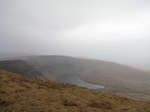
top-left (0, 70), bottom-right (150, 112)
top-left (0, 60), bottom-right (45, 79)
top-left (0, 55), bottom-right (150, 101)
top-left (27, 55), bottom-right (150, 101)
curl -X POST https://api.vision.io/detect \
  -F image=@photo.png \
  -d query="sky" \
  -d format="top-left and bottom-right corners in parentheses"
top-left (0, 0), bottom-right (150, 68)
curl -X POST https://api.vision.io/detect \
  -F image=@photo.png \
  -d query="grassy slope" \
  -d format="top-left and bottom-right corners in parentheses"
top-left (27, 56), bottom-right (150, 101)
top-left (0, 70), bottom-right (150, 112)
top-left (0, 55), bottom-right (150, 101)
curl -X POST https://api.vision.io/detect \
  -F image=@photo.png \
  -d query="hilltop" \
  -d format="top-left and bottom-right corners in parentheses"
top-left (0, 70), bottom-right (150, 112)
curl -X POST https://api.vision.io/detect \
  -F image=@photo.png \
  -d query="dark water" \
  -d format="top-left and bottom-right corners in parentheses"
top-left (58, 74), bottom-right (105, 89)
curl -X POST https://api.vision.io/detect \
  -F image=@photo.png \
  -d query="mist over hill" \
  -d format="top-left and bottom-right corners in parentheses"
top-left (0, 53), bottom-right (33, 59)
top-left (0, 1), bottom-right (149, 111)
top-left (0, 55), bottom-right (150, 101)
top-left (0, 0), bottom-right (150, 69)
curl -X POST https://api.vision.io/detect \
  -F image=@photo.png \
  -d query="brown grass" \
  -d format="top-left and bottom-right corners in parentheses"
top-left (27, 56), bottom-right (150, 101)
top-left (0, 70), bottom-right (150, 112)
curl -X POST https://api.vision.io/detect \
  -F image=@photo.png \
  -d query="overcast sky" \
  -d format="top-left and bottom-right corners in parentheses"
top-left (0, 0), bottom-right (150, 68)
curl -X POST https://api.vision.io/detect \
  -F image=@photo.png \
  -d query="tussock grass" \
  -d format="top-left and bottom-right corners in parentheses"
top-left (0, 70), bottom-right (150, 112)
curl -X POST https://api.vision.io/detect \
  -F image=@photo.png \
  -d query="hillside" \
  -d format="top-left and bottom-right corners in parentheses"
top-left (0, 55), bottom-right (150, 101)
top-left (0, 60), bottom-right (45, 79)
top-left (0, 70), bottom-right (150, 112)
top-left (27, 56), bottom-right (150, 101)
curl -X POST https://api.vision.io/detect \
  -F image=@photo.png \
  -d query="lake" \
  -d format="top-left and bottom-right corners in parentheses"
top-left (58, 74), bottom-right (105, 89)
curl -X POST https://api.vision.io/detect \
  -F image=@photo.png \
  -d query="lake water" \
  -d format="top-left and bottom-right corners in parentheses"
top-left (58, 74), bottom-right (105, 89)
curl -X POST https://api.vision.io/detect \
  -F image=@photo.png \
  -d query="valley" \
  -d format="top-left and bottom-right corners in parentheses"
top-left (0, 55), bottom-right (150, 101)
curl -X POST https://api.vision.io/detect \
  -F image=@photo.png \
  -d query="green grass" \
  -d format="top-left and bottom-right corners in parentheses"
top-left (0, 70), bottom-right (150, 112)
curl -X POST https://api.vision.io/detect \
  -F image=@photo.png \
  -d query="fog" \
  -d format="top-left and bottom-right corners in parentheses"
top-left (0, 0), bottom-right (150, 68)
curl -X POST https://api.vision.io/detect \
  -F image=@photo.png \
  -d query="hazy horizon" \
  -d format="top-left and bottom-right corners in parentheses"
top-left (0, 0), bottom-right (150, 68)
